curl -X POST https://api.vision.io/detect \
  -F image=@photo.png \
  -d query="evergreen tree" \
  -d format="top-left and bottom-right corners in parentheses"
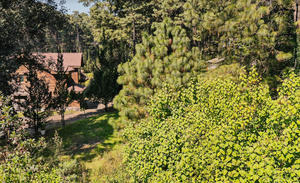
top-left (181, 0), bottom-right (229, 59)
top-left (90, 1), bottom-right (124, 42)
top-left (0, 0), bottom-right (66, 95)
top-left (85, 30), bottom-right (122, 112)
top-left (21, 59), bottom-right (52, 137)
top-left (52, 53), bottom-right (74, 126)
top-left (77, 0), bottom-right (298, 98)
top-left (114, 18), bottom-right (206, 122)
top-left (180, 0), bottom-right (297, 96)
top-left (85, 67), bottom-right (120, 112)
top-left (120, 0), bottom-right (154, 56)
top-left (181, 0), bottom-right (296, 73)
top-left (152, 0), bottom-right (185, 23)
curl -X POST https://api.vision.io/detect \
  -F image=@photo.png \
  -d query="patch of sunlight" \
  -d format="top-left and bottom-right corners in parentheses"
top-left (85, 143), bottom-right (124, 170)
top-left (53, 111), bottom-right (127, 181)
top-left (17, 112), bottom-right (24, 118)
top-left (94, 115), bottom-right (108, 122)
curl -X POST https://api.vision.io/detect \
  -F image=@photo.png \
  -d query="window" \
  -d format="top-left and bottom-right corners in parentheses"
top-left (19, 75), bottom-right (25, 82)
top-left (14, 95), bottom-right (27, 100)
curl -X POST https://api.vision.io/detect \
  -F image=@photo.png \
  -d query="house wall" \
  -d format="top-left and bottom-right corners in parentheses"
top-left (39, 71), bottom-right (56, 92)
top-left (16, 65), bottom-right (29, 76)
top-left (66, 100), bottom-right (81, 111)
top-left (14, 65), bottom-right (82, 111)
top-left (15, 65), bottom-right (57, 92)
top-left (71, 70), bottom-right (79, 84)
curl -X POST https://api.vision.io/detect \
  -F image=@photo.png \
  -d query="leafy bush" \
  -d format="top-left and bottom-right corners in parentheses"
top-left (89, 147), bottom-right (129, 183)
top-left (0, 94), bottom-right (18, 141)
top-left (0, 131), bottom-right (82, 182)
top-left (124, 68), bottom-right (300, 182)
top-left (0, 94), bottom-right (82, 182)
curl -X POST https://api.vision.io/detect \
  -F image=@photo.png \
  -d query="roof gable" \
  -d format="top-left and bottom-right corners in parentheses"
top-left (33, 53), bottom-right (83, 72)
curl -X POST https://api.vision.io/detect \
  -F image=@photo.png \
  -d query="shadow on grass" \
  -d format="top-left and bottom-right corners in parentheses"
top-left (54, 111), bottom-right (121, 162)
top-left (48, 106), bottom-right (117, 128)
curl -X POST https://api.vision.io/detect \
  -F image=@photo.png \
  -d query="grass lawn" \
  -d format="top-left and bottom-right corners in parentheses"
top-left (52, 111), bottom-right (128, 182)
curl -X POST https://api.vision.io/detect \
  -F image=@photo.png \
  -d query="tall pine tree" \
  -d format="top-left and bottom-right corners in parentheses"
top-left (85, 30), bottom-right (122, 112)
top-left (21, 59), bottom-right (52, 137)
top-left (181, 0), bottom-right (296, 73)
top-left (114, 18), bottom-right (206, 122)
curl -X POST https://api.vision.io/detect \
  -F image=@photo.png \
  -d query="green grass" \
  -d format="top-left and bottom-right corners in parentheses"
top-left (84, 72), bottom-right (93, 86)
top-left (53, 111), bottom-right (128, 182)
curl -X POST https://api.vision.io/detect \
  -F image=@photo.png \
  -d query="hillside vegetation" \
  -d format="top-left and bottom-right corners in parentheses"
top-left (125, 68), bottom-right (300, 182)
top-left (2, 0), bottom-right (300, 182)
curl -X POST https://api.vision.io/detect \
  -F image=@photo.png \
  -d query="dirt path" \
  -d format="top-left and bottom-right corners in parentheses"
top-left (46, 102), bottom-right (116, 129)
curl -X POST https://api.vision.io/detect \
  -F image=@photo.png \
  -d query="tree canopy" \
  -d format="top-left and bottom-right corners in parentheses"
top-left (114, 18), bottom-right (206, 122)
top-left (0, 0), bottom-right (66, 95)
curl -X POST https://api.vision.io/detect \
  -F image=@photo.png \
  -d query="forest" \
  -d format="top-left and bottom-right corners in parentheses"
top-left (2, 0), bottom-right (300, 182)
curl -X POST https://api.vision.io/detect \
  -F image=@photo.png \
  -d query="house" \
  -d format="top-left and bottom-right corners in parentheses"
top-left (13, 53), bottom-right (87, 111)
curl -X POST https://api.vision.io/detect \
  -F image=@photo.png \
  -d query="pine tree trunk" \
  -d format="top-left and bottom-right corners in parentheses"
top-left (105, 102), bottom-right (108, 112)
top-left (77, 25), bottom-right (80, 52)
top-left (55, 30), bottom-right (59, 52)
top-left (295, 3), bottom-right (299, 69)
top-left (61, 111), bottom-right (65, 126)
top-left (132, 0), bottom-right (136, 56)
top-left (35, 119), bottom-right (38, 138)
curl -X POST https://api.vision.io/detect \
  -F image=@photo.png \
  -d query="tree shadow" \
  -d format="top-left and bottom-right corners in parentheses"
top-left (47, 106), bottom-right (117, 129)
top-left (53, 111), bottom-right (121, 162)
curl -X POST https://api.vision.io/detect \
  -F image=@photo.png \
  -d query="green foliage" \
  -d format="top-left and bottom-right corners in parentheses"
top-left (0, 93), bottom-right (19, 141)
top-left (85, 30), bottom-right (122, 112)
top-left (152, 0), bottom-right (184, 23)
top-left (87, 0), bottom-right (298, 93)
top-left (21, 60), bottom-right (53, 137)
top-left (0, 95), bottom-right (80, 182)
top-left (181, 0), bottom-right (296, 76)
top-left (0, 0), bottom-right (66, 95)
top-left (0, 131), bottom-right (81, 182)
top-left (125, 68), bottom-right (300, 182)
top-left (114, 18), bottom-right (206, 122)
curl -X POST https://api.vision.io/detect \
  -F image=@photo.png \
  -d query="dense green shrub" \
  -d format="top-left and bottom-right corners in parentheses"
top-left (0, 93), bottom-right (20, 142)
top-left (0, 131), bottom-right (82, 182)
top-left (0, 94), bottom-right (81, 182)
top-left (125, 68), bottom-right (300, 182)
